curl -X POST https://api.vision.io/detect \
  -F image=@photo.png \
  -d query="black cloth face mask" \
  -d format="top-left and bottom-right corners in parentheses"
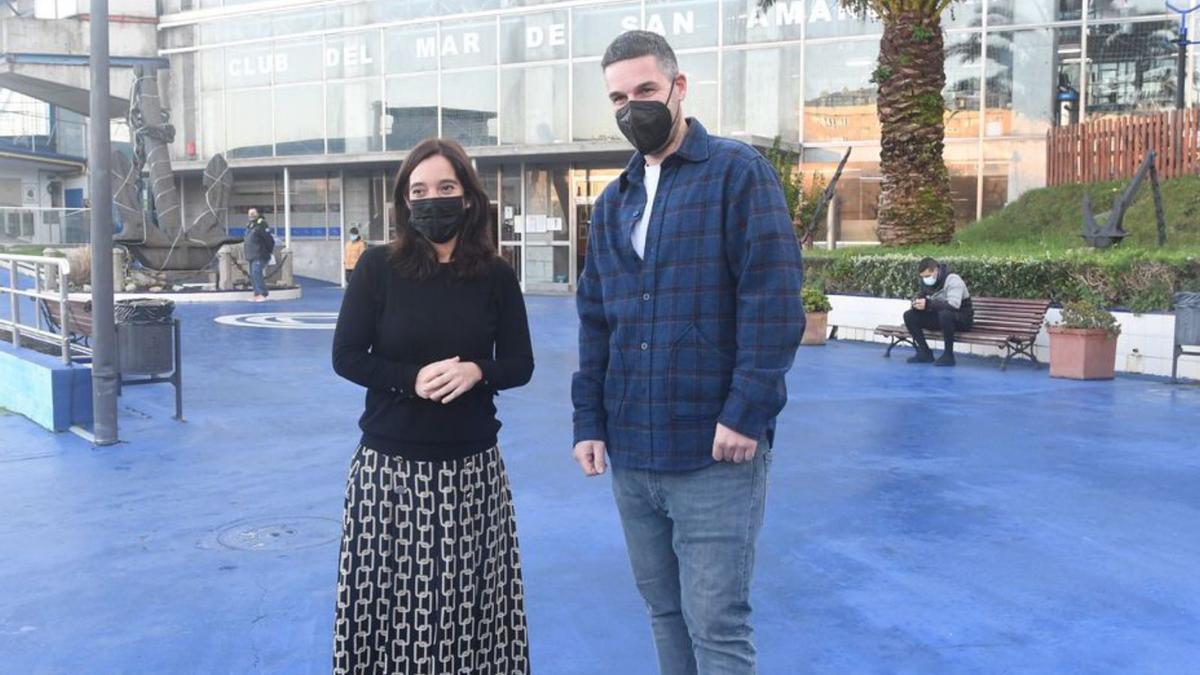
top-left (408, 196), bottom-right (465, 244)
top-left (615, 80), bottom-right (678, 156)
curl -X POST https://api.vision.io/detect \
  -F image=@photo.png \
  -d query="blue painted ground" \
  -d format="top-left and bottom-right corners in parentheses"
top-left (2, 278), bottom-right (1199, 674)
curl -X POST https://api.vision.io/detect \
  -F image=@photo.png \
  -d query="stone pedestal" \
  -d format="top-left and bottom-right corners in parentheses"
top-left (218, 243), bottom-right (294, 291)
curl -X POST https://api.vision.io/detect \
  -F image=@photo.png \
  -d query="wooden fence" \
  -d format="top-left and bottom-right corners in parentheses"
top-left (1046, 108), bottom-right (1200, 186)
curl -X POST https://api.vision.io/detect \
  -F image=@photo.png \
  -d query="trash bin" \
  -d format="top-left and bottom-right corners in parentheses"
top-left (1175, 292), bottom-right (1200, 347)
top-left (115, 298), bottom-right (175, 375)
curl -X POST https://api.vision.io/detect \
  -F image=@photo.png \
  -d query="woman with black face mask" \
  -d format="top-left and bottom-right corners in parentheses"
top-left (331, 138), bottom-right (534, 674)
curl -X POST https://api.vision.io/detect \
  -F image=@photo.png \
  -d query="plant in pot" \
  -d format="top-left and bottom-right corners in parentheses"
top-left (801, 285), bottom-right (833, 346)
top-left (1048, 295), bottom-right (1121, 380)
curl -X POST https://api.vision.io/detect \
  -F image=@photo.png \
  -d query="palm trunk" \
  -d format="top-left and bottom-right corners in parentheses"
top-left (874, 10), bottom-right (955, 246)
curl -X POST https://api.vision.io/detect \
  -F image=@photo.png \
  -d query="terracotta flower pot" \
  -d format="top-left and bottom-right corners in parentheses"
top-left (802, 312), bottom-right (828, 346)
top-left (1048, 326), bottom-right (1119, 380)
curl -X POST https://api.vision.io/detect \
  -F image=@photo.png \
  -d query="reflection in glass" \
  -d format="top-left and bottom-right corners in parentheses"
top-left (525, 165), bottom-right (569, 244)
top-left (272, 39), bottom-right (324, 85)
top-left (328, 79), bottom-right (384, 154)
top-left (500, 11), bottom-right (569, 63)
top-left (645, 0), bottom-right (719, 49)
top-left (272, 7), bottom-right (330, 37)
top-left (500, 164), bottom-right (522, 242)
top-left (982, 140), bottom-right (1046, 216)
top-left (572, 3), bottom-right (640, 58)
top-left (287, 175), bottom-right (331, 234)
top-left (984, 29), bottom-right (1056, 136)
top-left (501, 65), bottom-right (568, 144)
top-left (385, 24), bottom-right (440, 74)
top-left (442, 69), bottom-right (499, 147)
top-left (941, 0), bottom-right (984, 29)
top-left (325, 32), bottom-right (382, 80)
top-left (386, 74), bottom-right (438, 150)
top-left (200, 17), bottom-right (258, 44)
top-left (678, 52), bottom-right (718, 129)
top-left (201, 91), bottom-right (225, 158)
top-left (201, 49), bottom-right (224, 91)
top-left (1091, 0), bottom-right (1171, 20)
top-left (987, 0), bottom-right (1056, 25)
top-left (572, 60), bottom-right (621, 142)
top-left (801, 146), bottom-right (880, 242)
top-left (722, 46), bottom-right (801, 142)
top-left (224, 44), bottom-right (275, 88)
top-left (722, 0), bottom-right (805, 44)
top-left (344, 171), bottom-right (389, 242)
top-left (227, 89), bottom-right (273, 158)
top-left (440, 20), bottom-right (498, 69)
top-left (943, 31), bottom-right (982, 139)
top-left (944, 141), bottom-right (981, 226)
top-left (274, 85), bottom-right (325, 155)
top-left (803, 39), bottom-right (877, 142)
top-left (1086, 20), bottom-right (1177, 116)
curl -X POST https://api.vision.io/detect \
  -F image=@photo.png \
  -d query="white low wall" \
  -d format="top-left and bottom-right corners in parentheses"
top-left (828, 294), bottom-right (1199, 380)
top-left (288, 240), bottom-right (342, 285)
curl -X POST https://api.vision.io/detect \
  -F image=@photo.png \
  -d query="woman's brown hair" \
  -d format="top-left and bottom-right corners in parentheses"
top-left (390, 138), bottom-right (495, 280)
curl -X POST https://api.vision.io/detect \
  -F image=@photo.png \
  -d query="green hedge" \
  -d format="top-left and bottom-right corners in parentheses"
top-left (804, 250), bottom-right (1200, 313)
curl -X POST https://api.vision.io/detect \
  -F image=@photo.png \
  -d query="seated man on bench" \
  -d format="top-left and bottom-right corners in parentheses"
top-left (904, 257), bottom-right (974, 367)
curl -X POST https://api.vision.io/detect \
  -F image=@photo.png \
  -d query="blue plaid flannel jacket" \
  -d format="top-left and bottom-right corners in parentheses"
top-left (572, 119), bottom-right (804, 472)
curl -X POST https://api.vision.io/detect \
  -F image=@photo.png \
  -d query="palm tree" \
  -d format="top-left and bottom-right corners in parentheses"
top-left (760, 0), bottom-right (961, 245)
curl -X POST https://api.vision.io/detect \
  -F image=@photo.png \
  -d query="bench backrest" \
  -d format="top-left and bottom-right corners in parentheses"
top-left (970, 297), bottom-right (1052, 339)
top-left (42, 299), bottom-right (93, 337)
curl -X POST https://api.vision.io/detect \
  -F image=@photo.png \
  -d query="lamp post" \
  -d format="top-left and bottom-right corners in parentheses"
top-left (1167, 1), bottom-right (1200, 110)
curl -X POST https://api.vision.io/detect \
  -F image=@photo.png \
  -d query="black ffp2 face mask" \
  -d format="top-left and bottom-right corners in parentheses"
top-left (408, 196), bottom-right (465, 244)
top-left (615, 81), bottom-right (677, 156)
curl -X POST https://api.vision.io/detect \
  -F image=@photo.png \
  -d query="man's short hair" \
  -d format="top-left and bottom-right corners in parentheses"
top-left (918, 257), bottom-right (939, 273)
top-left (601, 30), bottom-right (679, 80)
top-left (349, 227), bottom-right (359, 235)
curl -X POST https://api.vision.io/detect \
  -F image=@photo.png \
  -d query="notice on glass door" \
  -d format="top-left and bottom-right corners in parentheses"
top-left (527, 215), bottom-right (548, 233)
top-left (547, 217), bottom-right (563, 232)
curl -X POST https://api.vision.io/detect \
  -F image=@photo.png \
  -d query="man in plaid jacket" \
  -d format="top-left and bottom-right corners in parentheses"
top-left (572, 30), bottom-right (804, 675)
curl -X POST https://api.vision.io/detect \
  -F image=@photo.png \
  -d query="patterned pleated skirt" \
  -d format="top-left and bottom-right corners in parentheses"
top-left (333, 445), bottom-right (530, 675)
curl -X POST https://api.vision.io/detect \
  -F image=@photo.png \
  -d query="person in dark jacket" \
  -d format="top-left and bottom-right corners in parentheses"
top-left (331, 138), bottom-right (534, 673)
top-left (903, 257), bottom-right (974, 366)
top-left (243, 208), bottom-right (274, 302)
top-left (572, 31), bottom-right (803, 675)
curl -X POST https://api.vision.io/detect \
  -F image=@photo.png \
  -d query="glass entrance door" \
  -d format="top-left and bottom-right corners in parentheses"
top-left (522, 163), bottom-right (572, 293)
top-left (572, 165), bottom-right (624, 283)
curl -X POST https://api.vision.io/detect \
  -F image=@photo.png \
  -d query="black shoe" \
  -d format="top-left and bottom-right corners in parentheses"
top-left (935, 354), bottom-right (957, 367)
top-left (907, 350), bottom-right (935, 364)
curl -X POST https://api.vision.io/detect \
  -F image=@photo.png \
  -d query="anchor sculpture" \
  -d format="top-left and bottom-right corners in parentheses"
top-left (1081, 151), bottom-right (1168, 249)
top-left (112, 64), bottom-right (241, 271)
top-left (799, 147), bottom-right (852, 248)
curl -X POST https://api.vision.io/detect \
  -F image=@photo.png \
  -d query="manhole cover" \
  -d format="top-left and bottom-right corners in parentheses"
top-left (214, 312), bottom-right (338, 330)
top-left (213, 516), bottom-right (340, 552)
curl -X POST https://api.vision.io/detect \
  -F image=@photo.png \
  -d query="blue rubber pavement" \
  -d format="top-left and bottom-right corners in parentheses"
top-left (1, 278), bottom-right (1199, 674)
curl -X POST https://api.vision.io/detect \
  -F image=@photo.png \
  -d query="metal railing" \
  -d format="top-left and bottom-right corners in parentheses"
top-left (0, 252), bottom-right (74, 364)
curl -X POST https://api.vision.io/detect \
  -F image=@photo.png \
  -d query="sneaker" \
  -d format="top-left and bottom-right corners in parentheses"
top-left (907, 350), bottom-right (935, 364)
top-left (935, 354), bottom-right (957, 367)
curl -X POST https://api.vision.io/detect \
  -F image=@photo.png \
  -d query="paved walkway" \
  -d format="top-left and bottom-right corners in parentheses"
top-left (2, 279), bottom-right (1198, 673)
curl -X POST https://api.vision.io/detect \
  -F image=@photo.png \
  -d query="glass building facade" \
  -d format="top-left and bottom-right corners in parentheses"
top-left (157, 0), bottom-right (1200, 290)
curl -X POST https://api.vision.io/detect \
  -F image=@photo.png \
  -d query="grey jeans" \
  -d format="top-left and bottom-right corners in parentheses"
top-left (611, 448), bottom-right (771, 675)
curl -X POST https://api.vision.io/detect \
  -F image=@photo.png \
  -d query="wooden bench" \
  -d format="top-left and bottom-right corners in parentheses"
top-left (40, 298), bottom-right (93, 347)
top-left (874, 297), bottom-right (1052, 370)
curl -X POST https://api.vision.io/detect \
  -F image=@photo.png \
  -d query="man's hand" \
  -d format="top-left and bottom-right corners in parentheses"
top-left (913, 298), bottom-right (927, 311)
top-left (712, 423), bottom-right (758, 463)
top-left (573, 440), bottom-right (608, 477)
top-left (416, 357), bottom-right (482, 403)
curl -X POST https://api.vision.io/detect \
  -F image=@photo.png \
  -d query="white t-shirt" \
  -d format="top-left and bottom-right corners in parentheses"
top-left (632, 163), bottom-right (661, 259)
